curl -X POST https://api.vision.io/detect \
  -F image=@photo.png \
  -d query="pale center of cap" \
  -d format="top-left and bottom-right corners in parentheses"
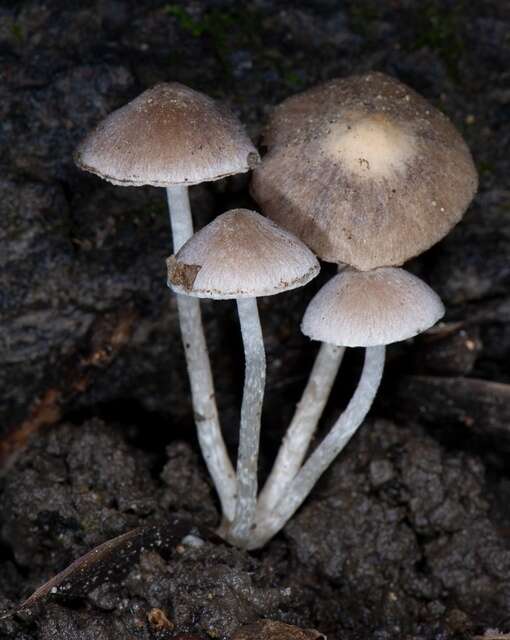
top-left (323, 113), bottom-right (416, 179)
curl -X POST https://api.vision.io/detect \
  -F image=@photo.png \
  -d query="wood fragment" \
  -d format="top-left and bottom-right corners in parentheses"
top-left (391, 375), bottom-right (510, 446)
top-left (0, 518), bottom-right (203, 619)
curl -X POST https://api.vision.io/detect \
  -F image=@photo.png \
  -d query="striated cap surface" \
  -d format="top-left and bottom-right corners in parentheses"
top-left (251, 72), bottom-right (478, 270)
top-left (75, 83), bottom-right (259, 187)
top-left (301, 266), bottom-right (444, 347)
top-left (167, 208), bottom-right (319, 299)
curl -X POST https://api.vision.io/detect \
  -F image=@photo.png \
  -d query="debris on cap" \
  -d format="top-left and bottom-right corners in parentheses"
top-left (75, 83), bottom-right (259, 187)
top-left (167, 208), bottom-right (320, 300)
top-left (301, 267), bottom-right (444, 347)
top-left (252, 72), bottom-right (478, 271)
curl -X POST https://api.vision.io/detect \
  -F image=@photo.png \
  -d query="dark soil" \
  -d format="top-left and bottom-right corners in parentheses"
top-left (1, 0), bottom-right (509, 638)
top-left (2, 417), bottom-right (509, 639)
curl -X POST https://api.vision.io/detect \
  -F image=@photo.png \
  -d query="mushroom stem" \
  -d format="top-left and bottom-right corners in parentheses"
top-left (166, 185), bottom-right (237, 522)
top-left (258, 343), bottom-right (345, 514)
top-left (166, 185), bottom-right (194, 250)
top-left (228, 296), bottom-right (266, 544)
top-left (251, 345), bottom-right (385, 549)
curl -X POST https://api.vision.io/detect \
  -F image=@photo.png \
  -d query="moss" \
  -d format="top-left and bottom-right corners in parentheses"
top-left (282, 70), bottom-right (306, 91)
top-left (346, 1), bottom-right (382, 39)
top-left (161, 4), bottom-right (310, 93)
top-left (162, 4), bottom-right (264, 75)
top-left (10, 21), bottom-right (25, 44)
top-left (412, 1), bottom-right (467, 80)
top-left (346, 0), bottom-right (467, 80)
top-left (163, 5), bottom-right (204, 37)
top-left (477, 160), bottom-right (495, 176)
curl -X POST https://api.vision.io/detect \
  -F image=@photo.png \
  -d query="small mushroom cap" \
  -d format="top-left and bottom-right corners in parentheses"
top-left (75, 83), bottom-right (259, 187)
top-left (251, 72), bottom-right (478, 271)
top-left (301, 267), bottom-right (444, 347)
top-left (167, 208), bottom-right (320, 300)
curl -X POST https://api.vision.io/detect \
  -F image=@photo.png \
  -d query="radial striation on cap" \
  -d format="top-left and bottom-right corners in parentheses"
top-left (75, 83), bottom-right (260, 187)
top-left (167, 209), bottom-right (320, 299)
top-left (251, 72), bottom-right (478, 271)
top-left (301, 267), bottom-right (444, 347)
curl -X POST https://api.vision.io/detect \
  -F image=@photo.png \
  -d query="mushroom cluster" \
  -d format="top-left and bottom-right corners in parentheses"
top-left (75, 72), bottom-right (477, 550)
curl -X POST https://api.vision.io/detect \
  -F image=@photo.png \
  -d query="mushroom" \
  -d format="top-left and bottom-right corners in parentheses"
top-left (251, 72), bottom-right (478, 271)
top-left (252, 266), bottom-right (444, 548)
top-left (75, 83), bottom-right (259, 521)
top-left (252, 72), bottom-right (478, 517)
top-left (167, 208), bottom-right (319, 546)
top-left (301, 267), bottom-right (445, 347)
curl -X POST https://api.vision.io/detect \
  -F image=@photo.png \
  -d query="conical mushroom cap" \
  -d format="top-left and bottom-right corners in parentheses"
top-left (301, 267), bottom-right (444, 347)
top-left (75, 83), bottom-right (259, 187)
top-left (167, 208), bottom-right (320, 299)
top-left (251, 72), bottom-right (478, 271)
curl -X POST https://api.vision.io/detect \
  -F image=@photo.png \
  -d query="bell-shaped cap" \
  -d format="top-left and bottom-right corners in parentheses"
top-left (167, 208), bottom-right (319, 299)
top-left (75, 83), bottom-right (259, 187)
top-left (301, 267), bottom-right (444, 347)
top-left (251, 72), bottom-right (478, 271)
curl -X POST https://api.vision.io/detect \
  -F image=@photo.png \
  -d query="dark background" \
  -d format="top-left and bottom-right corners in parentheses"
top-left (1, 1), bottom-right (510, 638)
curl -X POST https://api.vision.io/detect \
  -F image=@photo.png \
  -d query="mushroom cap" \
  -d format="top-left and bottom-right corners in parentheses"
top-left (251, 72), bottom-right (478, 271)
top-left (167, 208), bottom-right (320, 299)
top-left (301, 267), bottom-right (444, 347)
top-left (75, 83), bottom-right (259, 187)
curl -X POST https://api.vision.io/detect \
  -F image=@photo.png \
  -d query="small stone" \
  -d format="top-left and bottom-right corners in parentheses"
top-left (369, 459), bottom-right (395, 487)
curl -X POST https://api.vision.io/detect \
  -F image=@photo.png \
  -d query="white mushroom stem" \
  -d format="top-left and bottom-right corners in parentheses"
top-left (257, 343), bottom-right (345, 514)
top-left (228, 296), bottom-right (266, 544)
top-left (167, 185), bottom-right (194, 247)
top-left (166, 185), bottom-right (237, 522)
top-left (250, 345), bottom-right (385, 549)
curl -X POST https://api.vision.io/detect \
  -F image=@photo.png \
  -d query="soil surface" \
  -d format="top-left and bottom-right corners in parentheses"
top-left (1, 0), bottom-right (509, 638)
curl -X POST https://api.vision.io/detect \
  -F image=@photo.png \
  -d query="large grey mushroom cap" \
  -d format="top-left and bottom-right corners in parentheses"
top-left (167, 208), bottom-right (320, 300)
top-left (75, 83), bottom-right (259, 187)
top-left (301, 267), bottom-right (444, 347)
top-left (251, 72), bottom-right (478, 271)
